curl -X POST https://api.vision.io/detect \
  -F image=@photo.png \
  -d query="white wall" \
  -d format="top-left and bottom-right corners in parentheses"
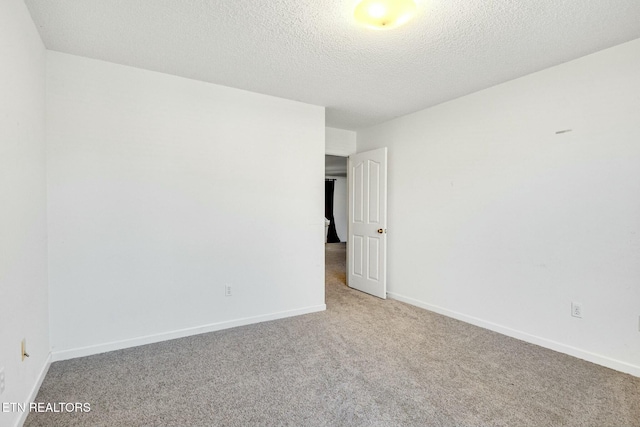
top-left (357, 39), bottom-right (640, 376)
top-left (326, 127), bottom-right (356, 156)
top-left (47, 52), bottom-right (326, 359)
top-left (0, 1), bottom-right (50, 426)
top-left (326, 176), bottom-right (347, 242)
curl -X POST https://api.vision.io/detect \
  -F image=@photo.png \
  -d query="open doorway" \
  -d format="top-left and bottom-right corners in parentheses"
top-left (325, 155), bottom-right (348, 287)
top-left (325, 155), bottom-right (348, 243)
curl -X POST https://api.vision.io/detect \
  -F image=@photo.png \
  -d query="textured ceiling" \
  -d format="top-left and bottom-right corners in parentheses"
top-left (24, 0), bottom-right (640, 130)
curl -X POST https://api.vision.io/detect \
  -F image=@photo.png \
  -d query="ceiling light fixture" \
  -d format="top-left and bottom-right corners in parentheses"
top-left (354, 0), bottom-right (417, 30)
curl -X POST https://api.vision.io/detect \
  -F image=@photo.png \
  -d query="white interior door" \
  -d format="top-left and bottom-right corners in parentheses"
top-left (347, 147), bottom-right (387, 299)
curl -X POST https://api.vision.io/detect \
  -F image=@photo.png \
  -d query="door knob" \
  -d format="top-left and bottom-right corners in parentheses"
top-left (377, 229), bottom-right (384, 234)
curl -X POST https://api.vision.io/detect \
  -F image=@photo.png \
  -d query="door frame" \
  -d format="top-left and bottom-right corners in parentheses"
top-left (324, 152), bottom-right (350, 291)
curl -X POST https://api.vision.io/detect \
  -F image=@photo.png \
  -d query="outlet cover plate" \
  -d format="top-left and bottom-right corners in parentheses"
top-left (571, 302), bottom-right (583, 318)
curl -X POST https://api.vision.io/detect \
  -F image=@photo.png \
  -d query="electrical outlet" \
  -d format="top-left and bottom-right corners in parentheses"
top-left (571, 302), bottom-right (583, 318)
top-left (225, 284), bottom-right (232, 297)
top-left (0, 367), bottom-right (5, 395)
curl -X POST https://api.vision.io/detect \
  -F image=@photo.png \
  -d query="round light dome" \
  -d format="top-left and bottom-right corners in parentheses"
top-left (354, 0), bottom-right (417, 30)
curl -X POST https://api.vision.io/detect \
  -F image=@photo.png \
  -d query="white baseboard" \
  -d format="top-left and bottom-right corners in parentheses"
top-left (387, 292), bottom-right (640, 378)
top-left (52, 304), bottom-right (326, 362)
top-left (15, 352), bottom-right (52, 427)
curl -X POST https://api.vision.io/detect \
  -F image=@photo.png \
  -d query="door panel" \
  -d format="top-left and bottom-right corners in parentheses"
top-left (347, 148), bottom-right (387, 299)
top-left (367, 237), bottom-right (379, 281)
top-left (353, 162), bottom-right (364, 223)
top-left (369, 161), bottom-right (380, 223)
top-left (352, 235), bottom-right (364, 277)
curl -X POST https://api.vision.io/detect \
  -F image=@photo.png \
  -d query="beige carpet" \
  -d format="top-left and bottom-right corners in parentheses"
top-left (25, 243), bottom-right (640, 426)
